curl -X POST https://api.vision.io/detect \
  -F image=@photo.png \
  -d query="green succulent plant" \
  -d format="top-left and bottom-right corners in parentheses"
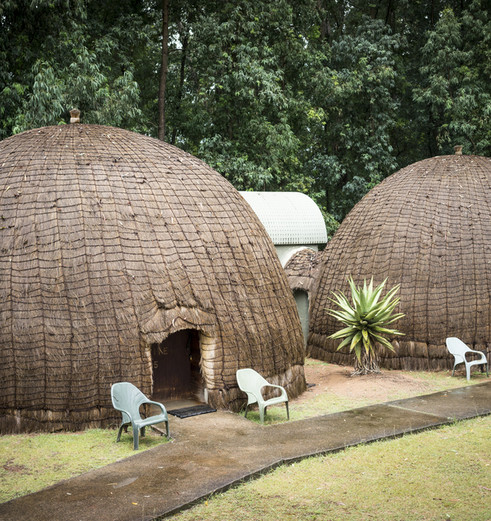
top-left (328, 277), bottom-right (405, 374)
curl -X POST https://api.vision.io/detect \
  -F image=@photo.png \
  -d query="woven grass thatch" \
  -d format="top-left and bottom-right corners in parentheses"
top-left (0, 124), bottom-right (305, 433)
top-left (284, 248), bottom-right (322, 293)
top-left (308, 154), bottom-right (491, 371)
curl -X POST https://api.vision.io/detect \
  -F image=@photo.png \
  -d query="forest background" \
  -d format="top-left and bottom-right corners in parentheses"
top-left (1, 0), bottom-right (490, 232)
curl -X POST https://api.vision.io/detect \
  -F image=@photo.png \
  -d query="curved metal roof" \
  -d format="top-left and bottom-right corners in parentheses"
top-left (240, 192), bottom-right (327, 245)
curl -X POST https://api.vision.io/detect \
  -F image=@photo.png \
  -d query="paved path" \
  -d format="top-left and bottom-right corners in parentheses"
top-left (1, 381), bottom-right (490, 521)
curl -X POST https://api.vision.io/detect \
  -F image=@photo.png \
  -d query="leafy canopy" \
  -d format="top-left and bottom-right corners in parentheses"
top-left (1, 0), bottom-right (490, 229)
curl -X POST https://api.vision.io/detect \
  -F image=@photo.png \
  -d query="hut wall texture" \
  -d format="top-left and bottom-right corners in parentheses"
top-left (308, 155), bottom-right (491, 370)
top-left (0, 125), bottom-right (305, 433)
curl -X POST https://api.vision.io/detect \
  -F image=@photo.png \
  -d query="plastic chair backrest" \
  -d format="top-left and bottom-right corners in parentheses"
top-left (111, 382), bottom-right (147, 423)
top-left (446, 337), bottom-right (468, 359)
top-left (236, 368), bottom-right (268, 395)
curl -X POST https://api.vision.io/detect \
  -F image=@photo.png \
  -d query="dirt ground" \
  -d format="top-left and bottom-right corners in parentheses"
top-left (294, 362), bottom-right (436, 405)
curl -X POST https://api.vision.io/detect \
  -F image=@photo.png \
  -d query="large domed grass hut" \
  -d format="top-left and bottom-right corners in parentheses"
top-left (0, 123), bottom-right (306, 433)
top-left (308, 153), bottom-right (491, 370)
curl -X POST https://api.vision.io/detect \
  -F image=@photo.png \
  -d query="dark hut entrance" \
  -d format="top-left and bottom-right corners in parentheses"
top-left (151, 329), bottom-right (203, 402)
top-left (293, 289), bottom-right (309, 345)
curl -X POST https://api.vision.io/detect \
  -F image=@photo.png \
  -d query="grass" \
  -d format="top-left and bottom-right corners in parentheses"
top-left (0, 427), bottom-right (166, 503)
top-left (169, 415), bottom-right (491, 521)
top-left (0, 360), bottom-right (488, 506)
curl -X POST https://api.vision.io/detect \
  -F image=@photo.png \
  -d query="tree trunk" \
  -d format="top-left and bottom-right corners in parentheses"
top-left (171, 30), bottom-right (188, 145)
top-left (158, 0), bottom-right (169, 141)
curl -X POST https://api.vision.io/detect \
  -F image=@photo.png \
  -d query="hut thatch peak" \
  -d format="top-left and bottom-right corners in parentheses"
top-left (69, 108), bottom-right (81, 124)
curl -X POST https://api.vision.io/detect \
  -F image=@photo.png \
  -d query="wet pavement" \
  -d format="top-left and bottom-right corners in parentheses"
top-left (1, 381), bottom-right (490, 521)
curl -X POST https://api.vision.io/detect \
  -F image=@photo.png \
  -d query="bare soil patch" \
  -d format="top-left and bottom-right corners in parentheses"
top-left (294, 362), bottom-right (435, 405)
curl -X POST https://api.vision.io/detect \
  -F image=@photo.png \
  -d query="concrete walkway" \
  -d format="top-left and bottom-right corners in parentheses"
top-left (1, 381), bottom-right (490, 521)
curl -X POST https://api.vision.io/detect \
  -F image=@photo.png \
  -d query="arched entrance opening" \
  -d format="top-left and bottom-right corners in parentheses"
top-left (293, 289), bottom-right (309, 346)
top-left (151, 329), bottom-right (204, 402)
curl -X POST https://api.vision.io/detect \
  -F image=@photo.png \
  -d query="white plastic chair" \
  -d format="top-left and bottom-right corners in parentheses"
top-left (445, 337), bottom-right (488, 382)
top-left (236, 368), bottom-right (289, 424)
top-left (111, 382), bottom-right (169, 449)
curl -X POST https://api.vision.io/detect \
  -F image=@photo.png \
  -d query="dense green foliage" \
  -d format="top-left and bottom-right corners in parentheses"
top-left (1, 0), bottom-right (490, 225)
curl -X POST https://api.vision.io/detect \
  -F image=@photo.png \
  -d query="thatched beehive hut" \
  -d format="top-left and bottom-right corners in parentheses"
top-left (284, 249), bottom-right (322, 345)
top-left (0, 123), bottom-right (306, 433)
top-left (308, 153), bottom-right (491, 370)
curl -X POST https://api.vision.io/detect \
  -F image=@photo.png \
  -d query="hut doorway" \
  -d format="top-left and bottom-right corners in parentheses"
top-left (151, 329), bottom-right (204, 402)
top-left (293, 289), bottom-right (309, 346)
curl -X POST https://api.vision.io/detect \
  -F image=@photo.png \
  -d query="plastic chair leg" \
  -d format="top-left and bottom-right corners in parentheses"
top-left (132, 425), bottom-right (140, 450)
top-left (116, 424), bottom-right (125, 442)
top-left (260, 406), bottom-right (266, 424)
top-left (285, 402), bottom-right (289, 420)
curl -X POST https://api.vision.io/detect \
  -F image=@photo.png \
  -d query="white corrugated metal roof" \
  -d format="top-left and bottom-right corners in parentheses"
top-left (240, 192), bottom-right (327, 245)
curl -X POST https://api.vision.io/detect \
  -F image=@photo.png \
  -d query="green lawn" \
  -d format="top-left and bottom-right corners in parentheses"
top-left (169, 415), bottom-right (491, 521)
top-left (0, 427), bottom-right (166, 503)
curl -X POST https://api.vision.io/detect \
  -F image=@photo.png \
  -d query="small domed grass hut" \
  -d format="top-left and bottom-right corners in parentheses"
top-left (308, 154), bottom-right (491, 370)
top-left (284, 249), bottom-right (322, 345)
top-left (0, 123), bottom-right (306, 433)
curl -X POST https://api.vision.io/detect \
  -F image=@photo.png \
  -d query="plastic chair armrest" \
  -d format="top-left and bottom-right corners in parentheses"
top-left (144, 399), bottom-right (167, 415)
top-left (115, 405), bottom-right (133, 419)
top-left (260, 384), bottom-right (288, 399)
top-left (464, 349), bottom-right (487, 361)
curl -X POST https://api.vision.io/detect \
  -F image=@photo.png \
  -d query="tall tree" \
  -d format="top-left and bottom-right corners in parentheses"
top-left (0, 0), bottom-right (155, 135)
top-left (304, 16), bottom-right (401, 219)
top-left (168, 0), bottom-right (306, 192)
top-left (414, 1), bottom-right (491, 155)
top-left (158, 0), bottom-right (169, 141)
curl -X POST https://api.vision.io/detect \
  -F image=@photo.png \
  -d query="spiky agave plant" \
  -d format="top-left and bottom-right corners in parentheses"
top-left (328, 277), bottom-right (405, 375)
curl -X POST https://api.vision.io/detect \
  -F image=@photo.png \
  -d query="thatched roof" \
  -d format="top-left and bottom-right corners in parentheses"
top-left (308, 154), bottom-right (491, 370)
top-left (284, 248), bottom-right (322, 293)
top-left (0, 124), bottom-right (305, 433)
